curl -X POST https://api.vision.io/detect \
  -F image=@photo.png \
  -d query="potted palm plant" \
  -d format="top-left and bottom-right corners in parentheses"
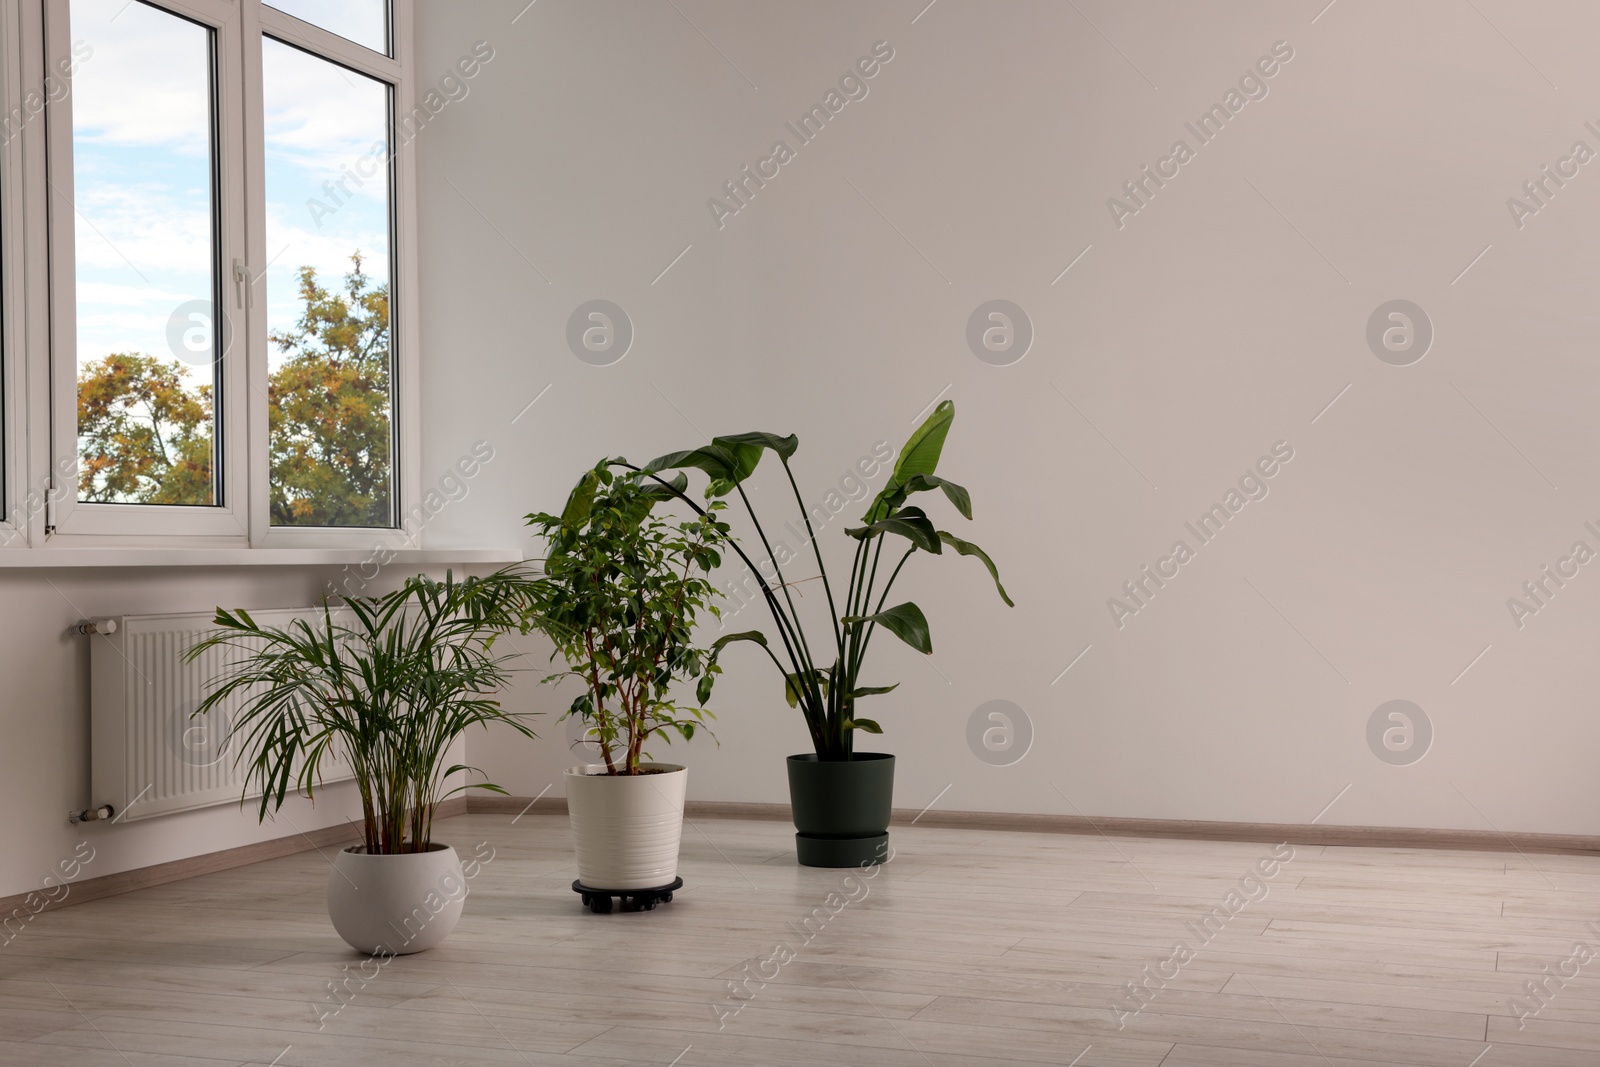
top-left (524, 463), bottom-right (729, 911)
top-left (637, 401), bottom-right (1012, 866)
top-left (186, 569), bottom-right (539, 954)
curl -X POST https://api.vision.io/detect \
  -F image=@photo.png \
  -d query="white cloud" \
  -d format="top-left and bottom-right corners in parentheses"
top-left (263, 37), bottom-right (390, 189)
top-left (71, 0), bottom-right (211, 152)
top-left (72, 180), bottom-right (212, 278)
top-left (76, 279), bottom-right (193, 307)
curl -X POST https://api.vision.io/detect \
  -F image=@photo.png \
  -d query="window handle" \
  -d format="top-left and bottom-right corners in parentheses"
top-left (232, 259), bottom-right (253, 309)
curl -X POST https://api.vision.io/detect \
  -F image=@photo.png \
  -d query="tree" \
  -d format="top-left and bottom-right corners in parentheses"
top-left (75, 253), bottom-right (392, 526)
top-left (268, 254), bottom-right (392, 526)
top-left (77, 354), bottom-right (213, 504)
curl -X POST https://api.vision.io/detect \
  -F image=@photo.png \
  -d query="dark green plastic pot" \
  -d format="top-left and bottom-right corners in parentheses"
top-left (786, 752), bottom-right (895, 867)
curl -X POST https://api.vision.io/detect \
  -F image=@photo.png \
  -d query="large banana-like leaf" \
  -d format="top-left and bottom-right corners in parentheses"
top-left (713, 431), bottom-right (798, 461)
top-left (938, 531), bottom-right (1014, 607)
top-left (710, 629), bottom-right (768, 652)
top-left (901, 473), bottom-right (971, 520)
top-left (863, 471), bottom-right (972, 524)
top-left (647, 432), bottom-right (798, 497)
top-left (643, 444), bottom-right (748, 496)
top-left (895, 400), bottom-right (954, 483)
top-left (707, 432), bottom-right (798, 495)
top-left (844, 506), bottom-right (941, 553)
top-left (635, 470), bottom-right (689, 506)
top-left (843, 601), bottom-right (932, 654)
top-left (865, 401), bottom-right (955, 521)
top-left (698, 630), bottom-right (770, 703)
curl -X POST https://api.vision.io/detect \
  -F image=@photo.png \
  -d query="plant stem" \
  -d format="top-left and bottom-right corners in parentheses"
top-left (781, 458), bottom-right (844, 662)
top-left (732, 481), bottom-right (825, 716)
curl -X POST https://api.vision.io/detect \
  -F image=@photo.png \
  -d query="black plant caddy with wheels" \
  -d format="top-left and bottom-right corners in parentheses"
top-left (572, 877), bottom-right (683, 914)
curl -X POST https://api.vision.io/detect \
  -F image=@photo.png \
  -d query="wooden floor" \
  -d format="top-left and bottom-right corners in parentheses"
top-left (5, 812), bottom-right (1600, 1065)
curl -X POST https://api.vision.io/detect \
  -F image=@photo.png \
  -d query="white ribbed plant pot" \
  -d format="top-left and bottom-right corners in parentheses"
top-left (565, 763), bottom-right (687, 890)
top-left (326, 843), bottom-right (466, 955)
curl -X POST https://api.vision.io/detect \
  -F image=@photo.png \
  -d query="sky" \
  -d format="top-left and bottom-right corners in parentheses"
top-left (69, 0), bottom-right (392, 378)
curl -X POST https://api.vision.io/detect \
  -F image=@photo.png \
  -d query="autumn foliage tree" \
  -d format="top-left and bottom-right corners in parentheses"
top-left (76, 254), bottom-right (392, 526)
top-left (268, 255), bottom-right (392, 526)
top-left (77, 354), bottom-right (214, 505)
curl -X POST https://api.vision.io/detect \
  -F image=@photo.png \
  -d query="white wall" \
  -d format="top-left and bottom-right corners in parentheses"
top-left (418, 0), bottom-right (1600, 838)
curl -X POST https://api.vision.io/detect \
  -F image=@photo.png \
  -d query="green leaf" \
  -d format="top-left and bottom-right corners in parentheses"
top-left (560, 469), bottom-right (599, 527)
top-left (843, 601), bottom-right (932, 654)
top-left (938, 531), bottom-right (1014, 607)
top-left (697, 631), bottom-right (769, 706)
top-left (635, 470), bottom-right (689, 505)
top-left (710, 630), bottom-right (768, 652)
top-left (849, 683), bottom-right (900, 698)
top-left (844, 506), bottom-right (941, 553)
top-left (644, 444), bottom-right (747, 494)
top-left (712, 431), bottom-right (798, 462)
top-left (844, 718), bottom-right (883, 734)
top-left (894, 401), bottom-right (954, 486)
top-left (646, 433), bottom-right (795, 498)
top-left (901, 473), bottom-right (972, 520)
top-left (864, 401), bottom-right (955, 521)
top-left (784, 669), bottom-right (829, 708)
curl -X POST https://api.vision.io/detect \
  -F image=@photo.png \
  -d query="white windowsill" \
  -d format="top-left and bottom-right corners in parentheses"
top-left (0, 547), bottom-right (525, 569)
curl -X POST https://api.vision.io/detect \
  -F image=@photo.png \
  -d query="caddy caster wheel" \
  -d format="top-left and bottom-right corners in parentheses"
top-left (590, 895), bottom-right (612, 914)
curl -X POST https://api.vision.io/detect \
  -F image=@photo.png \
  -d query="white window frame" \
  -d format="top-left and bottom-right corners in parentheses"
top-left (0, 0), bottom-right (34, 548)
top-left (16, 0), bottom-right (418, 551)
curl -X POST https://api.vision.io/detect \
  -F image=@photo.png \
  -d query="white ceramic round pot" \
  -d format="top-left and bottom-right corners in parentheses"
top-left (565, 763), bottom-right (687, 889)
top-left (326, 843), bottom-right (466, 955)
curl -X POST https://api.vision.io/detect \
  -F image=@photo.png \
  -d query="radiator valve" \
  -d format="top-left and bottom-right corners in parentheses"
top-left (72, 619), bottom-right (117, 636)
top-left (68, 804), bottom-right (115, 825)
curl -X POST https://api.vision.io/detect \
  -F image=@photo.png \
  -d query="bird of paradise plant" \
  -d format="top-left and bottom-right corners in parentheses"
top-left (615, 400), bottom-right (1012, 761)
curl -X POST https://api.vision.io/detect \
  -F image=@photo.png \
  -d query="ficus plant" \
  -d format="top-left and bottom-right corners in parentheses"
top-left (524, 462), bottom-right (732, 776)
top-left (627, 400), bottom-right (1013, 761)
top-left (185, 568), bottom-right (541, 855)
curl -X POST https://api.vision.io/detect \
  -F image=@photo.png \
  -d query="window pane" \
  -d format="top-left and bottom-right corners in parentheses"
top-left (266, 1), bottom-right (387, 56)
top-left (70, 0), bottom-right (218, 507)
top-left (263, 38), bottom-right (393, 528)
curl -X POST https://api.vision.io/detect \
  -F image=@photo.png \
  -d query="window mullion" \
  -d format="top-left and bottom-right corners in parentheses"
top-left (238, 0), bottom-right (270, 547)
top-left (213, 0), bottom-right (252, 535)
top-left (7, 0), bottom-right (52, 548)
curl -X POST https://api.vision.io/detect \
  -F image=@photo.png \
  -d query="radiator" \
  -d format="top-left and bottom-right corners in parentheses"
top-left (90, 608), bottom-right (355, 822)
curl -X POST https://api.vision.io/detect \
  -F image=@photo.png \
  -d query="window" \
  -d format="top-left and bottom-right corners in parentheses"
top-left (69, 0), bottom-right (221, 509)
top-left (262, 37), bottom-right (393, 528)
top-left (31, 0), bottom-right (416, 547)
